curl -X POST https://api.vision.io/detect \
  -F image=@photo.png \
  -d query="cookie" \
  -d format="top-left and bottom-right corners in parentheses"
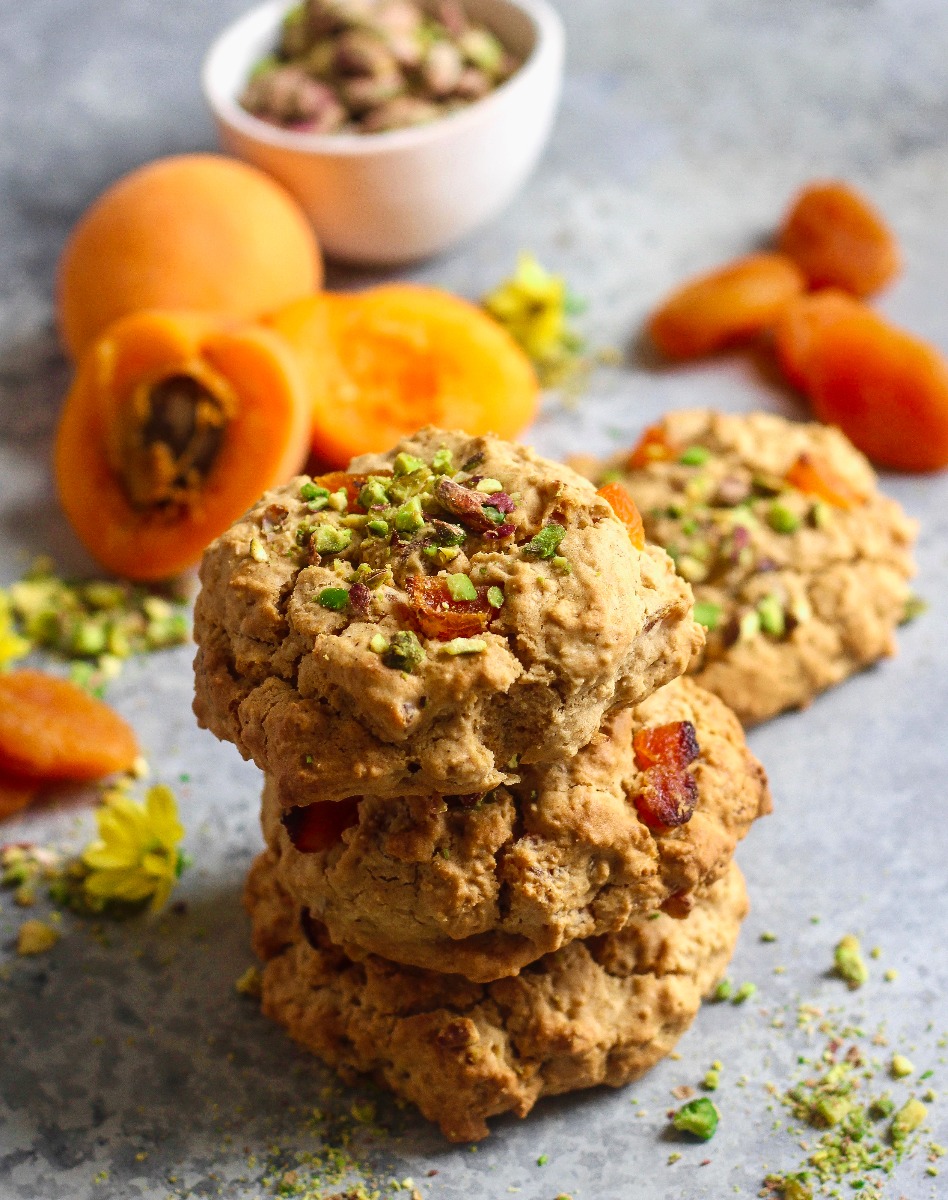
top-left (260, 675), bottom-right (769, 981)
top-left (246, 852), bottom-right (748, 1142)
top-left (194, 427), bottom-right (702, 803)
top-left (577, 410), bottom-right (917, 726)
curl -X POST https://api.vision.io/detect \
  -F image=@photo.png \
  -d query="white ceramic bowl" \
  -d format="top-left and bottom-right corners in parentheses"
top-left (202, 0), bottom-right (564, 265)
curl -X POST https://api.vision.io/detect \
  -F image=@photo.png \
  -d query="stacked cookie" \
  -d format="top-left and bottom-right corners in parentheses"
top-left (194, 427), bottom-right (770, 1141)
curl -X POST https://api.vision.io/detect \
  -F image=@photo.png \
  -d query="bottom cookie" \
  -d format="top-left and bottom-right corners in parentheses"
top-left (245, 852), bottom-right (748, 1142)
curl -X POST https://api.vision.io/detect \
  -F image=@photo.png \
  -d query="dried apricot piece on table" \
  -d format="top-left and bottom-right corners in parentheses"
top-left (778, 180), bottom-right (901, 298)
top-left (647, 253), bottom-right (806, 359)
top-left (270, 285), bottom-right (539, 467)
top-left (597, 481), bottom-right (646, 549)
top-left (0, 671), bottom-right (139, 782)
top-left (55, 310), bottom-right (311, 580)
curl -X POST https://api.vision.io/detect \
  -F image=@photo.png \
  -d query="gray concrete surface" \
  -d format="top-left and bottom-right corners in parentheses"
top-left (1, 1), bottom-right (947, 1197)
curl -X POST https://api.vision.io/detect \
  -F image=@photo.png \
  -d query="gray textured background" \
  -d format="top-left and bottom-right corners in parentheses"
top-left (1, 1), bottom-right (947, 1197)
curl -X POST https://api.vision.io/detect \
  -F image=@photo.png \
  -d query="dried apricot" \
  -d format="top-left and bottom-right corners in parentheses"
top-left (772, 289), bottom-right (864, 392)
top-left (647, 253), bottom-right (806, 359)
top-left (626, 424), bottom-right (672, 468)
top-left (0, 671), bottom-right (139, 782)
top-left (778, 181), bottom-right (901, 298)
top-left (633, 766), bottom-right (698, 829)
top-left (0, 775), bottom-right (40, 820)
top-left (405, 575), bottom-right (494, 640)
top-left (633, 721), bottom-right (700, 772)
top-left (284, 798), bottom-right (360, 853)
top-left (596, 482), bottom-right (646, 549)
top-left (785, 454), bottom-right (863, 510)
top-left (807, 308), bottom-right (948, 472)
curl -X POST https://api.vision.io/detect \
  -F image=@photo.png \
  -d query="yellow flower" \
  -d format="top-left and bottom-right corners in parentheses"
top-left (82, 784), bottom-right (187, 913)
top-left (482, 252), bottom-right (586, 386)
top-left (0, 591), bottom-right (30, 670)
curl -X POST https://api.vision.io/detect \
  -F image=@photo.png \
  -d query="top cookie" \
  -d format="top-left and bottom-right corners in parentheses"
top-left (194, 427), bottom-right (702, 802)
top-left (577, 410), bottom-right (917, 725)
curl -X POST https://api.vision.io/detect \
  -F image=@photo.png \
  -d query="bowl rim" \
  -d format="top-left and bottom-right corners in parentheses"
top-left (201, 0), bottom-right (565, 157)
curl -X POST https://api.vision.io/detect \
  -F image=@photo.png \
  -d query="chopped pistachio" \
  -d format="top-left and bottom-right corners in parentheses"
top-left (901, 595), bottom-right (928, 624)
top-left (369, 633), bottom-right (389, 655)
top-left (811, 499), bottom-right (832, 528)
top-left (679, 445), bottom-right (711, 466)
top-left (299, 481), bottom-right (327, 502)
top-left (891, 1098), bottom-right (927, 1140)
top-left (703, 1069), bottom-right (720, 1091)
top-left (551, 555), bottom-right (571, 573)
top-left (442, 638), bottom-right (487, 655)
top-left (340, 513), bottom-right (367, 529)
top-left (327, 489), bottom-right (348, 513)
top-left (890, 1054), bottom-right (914, 1079)
top-left (393, 452), bottom-right (426, 477)
top-left (249, 537), bottom-right (269, 563)
top-left (366, 518), bottom-right (390, 538)
top-left (317, 587), bottom-right (349, 612)
top-left (394, 496), bottom-right (425, 535)
top-left (487, 586), bottom-right (505, 609)
top-left (524, 523), bottom-right (566, 560)
top-left (767, 500), bottom-right (802, 534)
top-left (672, 1097), bottom-right (718, 1141)
top-left (869, 1094), bottom-right (896, 1120)
top-left (359, 479), bottom-right (391, 509)
top-left (834, 934), bottom-right (869, 989)
top-left (481, 505), bottom-right (506, 525)
top-left (776, 1180), bottom-right (813, 1200)
top-left (693, 600), bottom-right (722, 631)
top-left (431, 448), bottom-right (454, 475)
top-left (713, 978), bottom-right (733, 1002)
top-left (383, 630), bottom-right (425, 673)
top-left (17, 919), bottom-right (59, 956)
top-left (676, 554), bottom-right (708, 584)
top-left (445, 574), bottom-right (477, 602)
top-left (235, 966), bottom-right (262, 997)
top-left (884, 968), bottom-right (898, 982)
top-left (312, 526), bottom-right (352, 555)
top-left (738, 610), bottom-right (761, 642)
top-left (475, 477), bottom-right (504, 494)
top-left (436, 545), bottom-right (460, 564)
top-left (757, 593), bottom-right (786, 637)
top-left (732, 981), bottom-right (757, 1004)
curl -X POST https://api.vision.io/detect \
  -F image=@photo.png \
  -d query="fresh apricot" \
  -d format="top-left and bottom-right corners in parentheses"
top-left (0, 671), bottom-right (139, 782)
top-left (648, 253), bottom-right (806, 359)
top-left (55, 310), bottom-right (311, 580)
top-left (778, 181), bottom-right (901, 298)
top-left (57, 154), bottom-right (322, 361)
top-left (270, 285), bottom-right (539, 466)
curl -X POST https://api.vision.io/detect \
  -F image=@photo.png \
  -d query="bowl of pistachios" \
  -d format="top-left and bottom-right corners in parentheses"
top-left (202, 0), bottom-right (564, 264)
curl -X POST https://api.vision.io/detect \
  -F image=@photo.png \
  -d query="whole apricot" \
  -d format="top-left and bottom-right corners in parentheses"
top-left (57, 154), bottom-right (322, 361)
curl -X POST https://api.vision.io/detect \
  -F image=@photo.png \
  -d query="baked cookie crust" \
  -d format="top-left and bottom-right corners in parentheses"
top-left (194, 427), bottom-right (702, 802)
top-left (261, 676), bottom-right (769, 981)
top-left (577, 410), bottom-right (917, 726)
top-left (246, 852), bottom-right (748, 1143)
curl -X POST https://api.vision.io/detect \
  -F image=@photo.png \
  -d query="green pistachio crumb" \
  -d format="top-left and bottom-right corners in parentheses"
top-left (317, 588), bottom-right (349, 612)
top-left (884, 968), bottom-right (898, 982)
top-left (366, 518), bottom-right (390, 538)
top-left (369, 633), bottom-right (389, 655)
top-left (679, 445), bottom-right (711, 466)
top-left (313, 526), bottom-right (353, 555)
top-left (551, 555), bottom-right (571, 573)
top-left (445, 574), bottom-right (477, 602)
top-left (732, 981), bottom-right (757, 1004)
top-left (672, 1097), bottom-right (719, 1141)
top-left (436, 546), bottom-right (460, 564)
top-left (703, 1069), bottom-right (720, 1091)
top-left (757, 594), bottom-right (786, 637)
top-left (834, 934), bottom-right (869, 989)
top-left (431, 448), bottom-right (454, 475)
top-left (536, 1154), bottom-right (548, 1166)
top-left (394, 496), bottom-right (425, 534)
top-left (693, 600), bottom-right (722, 631)
top-left (775, 1179), bottom-right (813, 1200)
top-left (382, 630), bottom-right (425, 673)
top-left (524, 523), bottom-right (566, 560)
top-left (891, 1098), bottom-right (927, 1140)
top-left (761, 931), bottom-right (778, 943)
top-left (442, 638), bottom-right (487, 655)
top-left (811, 499), bottom-right (832, 528)
top-left (738, 610), bottom-right (761, 641)
top-left (598, 467), bottom-right (622, 484)
top-left (475, 477), bottom-right (504, 494)
top-left (249, 537), bottom-right (268, 563)
top-left (481, 505), bottom-right (506, 525)
top-left (327, 488), bottom-right (348, 513)
top-left (868, 1094), bottom-right (895, 1120)
top-left (901, 595), bottom-right (928, 624)
top-left (890, 1054), bottom-right (914, 1079)
top-left (487, 586), bottom-right (505, 609)
top-left (767, 500), bottom-right (802, 534)
top-left (299, 481), bottom-right (324, 502)
top-left (713, 979), bottom-right (733, 1002)
top-left (393, 452), bottom-right (426, 477)
top-left (359, 479), bottom-right (391, 509)
top-left (677, 554), bottom-right (708, 584)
